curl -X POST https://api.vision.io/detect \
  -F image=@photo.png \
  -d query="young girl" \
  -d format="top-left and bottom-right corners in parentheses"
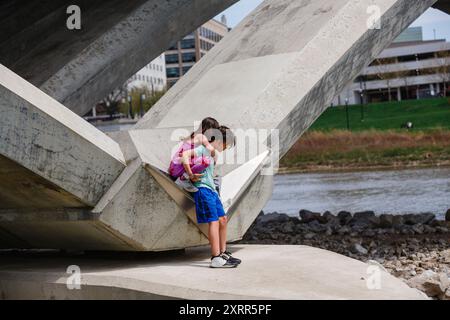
top-left (169, 117), bottom-right (219, 192)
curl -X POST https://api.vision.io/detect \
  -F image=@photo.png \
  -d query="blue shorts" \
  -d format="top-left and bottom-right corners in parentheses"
top-left (193, 187), bottom-right (226, 224)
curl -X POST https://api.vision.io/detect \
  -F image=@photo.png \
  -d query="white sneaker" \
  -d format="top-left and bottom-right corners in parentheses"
top-left (210, 255), bottom-right (239, 268)
top-left (175, 177), bottom-right (198, 193)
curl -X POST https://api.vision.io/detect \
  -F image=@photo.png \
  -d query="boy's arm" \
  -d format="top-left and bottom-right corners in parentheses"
top-left (181, 149), bottom-right (203, 182)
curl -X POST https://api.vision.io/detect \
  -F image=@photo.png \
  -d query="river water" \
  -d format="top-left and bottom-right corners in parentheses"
top-left (263, 167), bottom-right (450, 219)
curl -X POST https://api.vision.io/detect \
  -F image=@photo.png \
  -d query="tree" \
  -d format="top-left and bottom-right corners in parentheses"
top-left (118, 85), bottom-right (167, 118)
top-left (436, 48), bottom-right (450, 97)
top-left (99, 85), bottom-right (127, 119)
top-left (373, 58), bottom-right (396, 102)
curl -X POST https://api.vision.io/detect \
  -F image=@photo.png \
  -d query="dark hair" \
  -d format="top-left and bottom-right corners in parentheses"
top-left (217, 126), bottom-right (236, 148)
top-left (190, 117), bottom-right (220, 140)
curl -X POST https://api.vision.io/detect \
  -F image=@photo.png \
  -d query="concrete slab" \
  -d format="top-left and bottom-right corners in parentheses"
top-left (0, 245), bottom-right (427, 300)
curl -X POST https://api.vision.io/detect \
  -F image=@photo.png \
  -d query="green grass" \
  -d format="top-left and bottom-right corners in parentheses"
top-left (281, 145), bottom-right (450, 171)
top-left (310, 98), bottom-right (450, 132)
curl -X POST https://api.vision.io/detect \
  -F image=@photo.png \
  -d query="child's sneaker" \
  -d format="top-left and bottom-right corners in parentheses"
top-left (221, 251), bottom-right (242, 265)
top-left (175, 174), bottom-right (198, 193)
top-left (210, 255), bottom-right (239, 268)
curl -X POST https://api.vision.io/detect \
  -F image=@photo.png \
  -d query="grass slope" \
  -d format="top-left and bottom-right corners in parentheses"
top-left (310, 98), bottom-right (450, 132)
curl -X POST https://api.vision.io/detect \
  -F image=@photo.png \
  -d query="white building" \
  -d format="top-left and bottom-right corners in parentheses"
top-left (127, 18), bottom-right (228, 91)
top-left (333, 27), bottom-right (450, 105)
top-left (126, 54), bottom-right (167, 92)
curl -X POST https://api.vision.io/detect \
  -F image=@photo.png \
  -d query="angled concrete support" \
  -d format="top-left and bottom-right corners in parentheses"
top-left (434, 0), bottom-right (450, 13)
top-left (136, 0), bottom-right (437, 158)
top-left (0, 64), bottom-right (125, 207)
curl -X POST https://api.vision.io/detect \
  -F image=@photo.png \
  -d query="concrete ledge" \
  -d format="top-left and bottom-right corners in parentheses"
top-left (0, 245), bottom-right (427, 300)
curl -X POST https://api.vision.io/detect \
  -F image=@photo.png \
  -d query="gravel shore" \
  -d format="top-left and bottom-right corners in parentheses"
top-left (238, 209), bottom-right (450, 300)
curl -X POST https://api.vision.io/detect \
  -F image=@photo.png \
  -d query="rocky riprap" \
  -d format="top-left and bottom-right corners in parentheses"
top-left (239, 209), bottom-right (450, 300)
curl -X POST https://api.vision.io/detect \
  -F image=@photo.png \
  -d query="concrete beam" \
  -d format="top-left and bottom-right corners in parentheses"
top-left (0, 64), bottom-right (125, 207)
top-left (0, 0), bottom-right (238, 116)
top-left (0, 208), bottom-right (138, 251)
top-left (434, 0), bottom-right (450, 13)
top-left (92, 152), bottom-right (210, 251)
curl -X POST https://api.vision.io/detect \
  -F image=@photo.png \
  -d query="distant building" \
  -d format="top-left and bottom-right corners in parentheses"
top-left (333, 27), bottom-right (450, 105)
top-left (165, 19), bottom-right (229, 88)
top-left (394, 26), bottom-right (423, 43)
top-left (126, 54), bottom-right (167, 93)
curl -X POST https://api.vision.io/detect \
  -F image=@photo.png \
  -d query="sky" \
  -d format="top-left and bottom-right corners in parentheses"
top-left (216, 1), bottom-right (450, 41)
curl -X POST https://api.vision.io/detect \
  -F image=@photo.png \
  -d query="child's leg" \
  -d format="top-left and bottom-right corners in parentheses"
top-left (208, 221), bottom-right (221, 257)
top-left (219, 216), bottom-right (227, 254)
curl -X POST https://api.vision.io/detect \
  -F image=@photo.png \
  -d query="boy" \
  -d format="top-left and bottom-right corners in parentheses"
top-left (181, 126), bottom-right (241, 268)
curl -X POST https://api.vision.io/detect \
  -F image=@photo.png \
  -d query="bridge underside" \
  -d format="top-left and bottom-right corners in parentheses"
top-left (434, 0), bottom-right (450, 13)
top-left (0, 0), bottom-right (448, 251)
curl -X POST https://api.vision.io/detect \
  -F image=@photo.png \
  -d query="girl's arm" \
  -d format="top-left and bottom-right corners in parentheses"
top-left (198, 134), bottom-right (216, 157)
top-left (181, 149), bottom-right (203, 182)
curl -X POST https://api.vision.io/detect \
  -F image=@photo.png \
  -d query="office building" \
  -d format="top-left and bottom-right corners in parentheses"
top-left (333, 27), bottom-right (450, 105)
top-left (165, 18), bottom-right (229, 88)
top-left (126, 54), bottom-right (167, 93)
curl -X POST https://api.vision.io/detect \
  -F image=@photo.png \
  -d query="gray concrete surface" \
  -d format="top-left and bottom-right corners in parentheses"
top-left (0, 245), bottom-right (427, 300)
top-left (0, 208), bottom-right (145, 251)
top-left (434, 0), bottom-right (450, 13)
top-left (0, 64), bottom-right (125, 207)
top-left (0, 0), bottom-right (238, 116)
